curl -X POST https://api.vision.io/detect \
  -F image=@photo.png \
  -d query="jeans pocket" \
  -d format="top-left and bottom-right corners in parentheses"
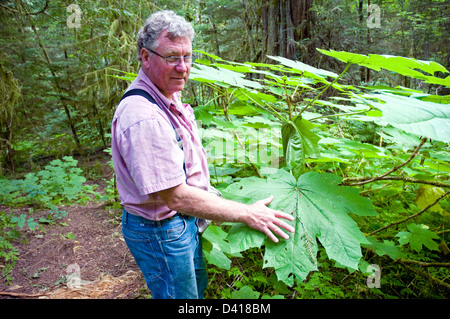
top-left (162, 218), bottom-right (187, 242)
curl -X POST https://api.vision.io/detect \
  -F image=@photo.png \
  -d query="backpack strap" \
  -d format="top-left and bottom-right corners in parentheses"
top-left (120, 89), bottom-right (186, 175)
top-left (120, 89), bottom-right (182, 146)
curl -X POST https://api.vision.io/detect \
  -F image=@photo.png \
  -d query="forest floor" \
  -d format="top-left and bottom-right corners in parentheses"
top-left (0, 155), bottom-right (150, 299)
top-left (0, 203), bottom-right (148, 299)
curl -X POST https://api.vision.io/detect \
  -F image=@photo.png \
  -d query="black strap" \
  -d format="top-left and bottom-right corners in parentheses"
top-left (120, 88), bottom-right (157, 104)
top-left (120, 88), bottom-right (186, 175)
top-left (121, 89), bottom-right (179, 137)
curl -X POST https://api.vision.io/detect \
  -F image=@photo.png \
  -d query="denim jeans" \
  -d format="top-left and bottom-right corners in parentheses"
top-left (122, 209), bottom-right (208, 299)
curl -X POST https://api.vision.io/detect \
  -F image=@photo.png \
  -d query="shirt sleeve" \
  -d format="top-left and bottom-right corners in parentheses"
top-left (118, 116), bottom-right (186, 196)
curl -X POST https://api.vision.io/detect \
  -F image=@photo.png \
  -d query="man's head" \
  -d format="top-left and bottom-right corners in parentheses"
top-left (137, 10), bottom-right (195, 100)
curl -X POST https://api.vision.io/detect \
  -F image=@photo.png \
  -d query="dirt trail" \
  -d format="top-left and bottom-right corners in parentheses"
top-left (0, 202), bottom-right (147, 299)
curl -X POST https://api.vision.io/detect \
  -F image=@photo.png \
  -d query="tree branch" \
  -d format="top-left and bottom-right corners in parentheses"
top-left (341, 137), bottom-right (428, 186)
top-left (400, 262), bottom-right (450, 291)
top-left (368, 190), bottom-right (450, 236)
top-left (343, 175), bottom-right (450, 188)
top-left (399, 259), bottom-right (450, 268)
top-left (0, 291), bottom-right (46, 298)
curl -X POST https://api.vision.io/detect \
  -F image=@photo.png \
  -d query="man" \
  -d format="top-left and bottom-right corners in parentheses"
top-left (111, 10), bottom-right (295, 299)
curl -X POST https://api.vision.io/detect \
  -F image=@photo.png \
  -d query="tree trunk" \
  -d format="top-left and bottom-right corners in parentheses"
top-left (262, 0), bottom-right (269, 63)
top-left (4, 123), bottom-right (15, 172)
top-left (279, 0), bottom-right (287, 58)
top-left (262, 0), bottom-right (314, 62)
top-left (0, 58), bottom-right (20, 172)
top-left (268, 0), bottom-right (279, 57)
top-left (286, 0), bottom-right (295, 59)
top-left (210, 18), bottom-right (221, 57)
top-left (93, 90), bottom-right (107, 148)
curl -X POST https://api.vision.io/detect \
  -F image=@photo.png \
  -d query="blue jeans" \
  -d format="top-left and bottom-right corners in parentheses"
top-left (122, 209), bottom-right (208, 299)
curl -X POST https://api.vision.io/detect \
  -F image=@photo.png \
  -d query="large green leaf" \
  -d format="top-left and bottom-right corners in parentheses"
top-left (368, 92), bottom-right (450, 143)
top-left (317, 49), bottom-right (450, 86)
top-left (201, 224), bottom-right (235, 270)
top-left (268, 55), bottom-right (338, 80)
top-left (224, 170), bottom-right (377, 285)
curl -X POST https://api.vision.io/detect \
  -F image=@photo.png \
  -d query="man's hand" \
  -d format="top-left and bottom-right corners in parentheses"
top-left (244, 196), bottom-right (295, 243)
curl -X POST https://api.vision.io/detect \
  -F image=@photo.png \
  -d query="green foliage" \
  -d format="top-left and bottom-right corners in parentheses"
top-left (396, 223), bottom-right (440, 252)
top-left (0, 210), bottom-right (30, 283)
top-left (10, 214), bottom-right (38, 231)
top-left (192, 48), bottom-right (449, 298)
top-left (318, 49), bottom-right (450, 87)
top-left (38, 208), bottom-right (67, 226)
top-left (0, 156), bottom-right (98, 208)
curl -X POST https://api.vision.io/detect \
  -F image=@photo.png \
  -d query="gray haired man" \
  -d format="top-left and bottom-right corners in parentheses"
top-left (112, 10), bottom-right (295, 299)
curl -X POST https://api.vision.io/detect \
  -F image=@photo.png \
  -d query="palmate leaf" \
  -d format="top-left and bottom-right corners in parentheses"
top-left (268, 55), bottom-right (338, 81)
top-left (363, 237), bottom-right (406, 260)
top-left (396, 223), bottom-right (440, 252)
top-left (224, 169), bottom-right (377, 285)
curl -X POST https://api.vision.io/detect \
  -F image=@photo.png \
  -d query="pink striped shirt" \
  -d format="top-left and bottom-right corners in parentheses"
top-left (111, 68), bottom-right (210, 220)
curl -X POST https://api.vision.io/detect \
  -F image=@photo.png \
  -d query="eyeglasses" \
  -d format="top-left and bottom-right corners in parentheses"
top-left (148, 49), bottom-right (195, 66)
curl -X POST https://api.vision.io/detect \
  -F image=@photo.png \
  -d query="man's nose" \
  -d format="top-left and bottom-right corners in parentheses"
top-left (175, 59), bottom-right (188, 71)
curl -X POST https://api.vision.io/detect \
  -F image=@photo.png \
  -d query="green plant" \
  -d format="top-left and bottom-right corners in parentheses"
top-left (0, 210), bottom-right (33, 284)
top-left (0, 156), bottom-right (99, 208)
top-left (10, 214), bottom-right (39, 231)
top-left (38, 208), bottom-right (67, 226)
top-left (194, 49), bottom-right (449, 297)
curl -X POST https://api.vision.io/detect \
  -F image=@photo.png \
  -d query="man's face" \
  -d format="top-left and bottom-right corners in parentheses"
top-left (141, 30), bottom-right (192, 100)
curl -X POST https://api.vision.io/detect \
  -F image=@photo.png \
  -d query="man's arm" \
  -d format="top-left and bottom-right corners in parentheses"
top-left (158, 183), bottom-right (295, 243)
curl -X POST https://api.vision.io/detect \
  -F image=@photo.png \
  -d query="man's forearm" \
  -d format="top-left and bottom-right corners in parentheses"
top-left (158, 183), bottom-right (250, 223)
top-left (158, 183), bottom-right (295, 243)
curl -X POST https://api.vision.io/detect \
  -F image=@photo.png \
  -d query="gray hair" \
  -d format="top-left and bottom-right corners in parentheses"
top-left (136, 10), bottom-right (195, 62)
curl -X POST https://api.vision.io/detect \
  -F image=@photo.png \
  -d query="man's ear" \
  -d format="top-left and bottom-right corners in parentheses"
top-left (140, 48), bottom-right (150, 67)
